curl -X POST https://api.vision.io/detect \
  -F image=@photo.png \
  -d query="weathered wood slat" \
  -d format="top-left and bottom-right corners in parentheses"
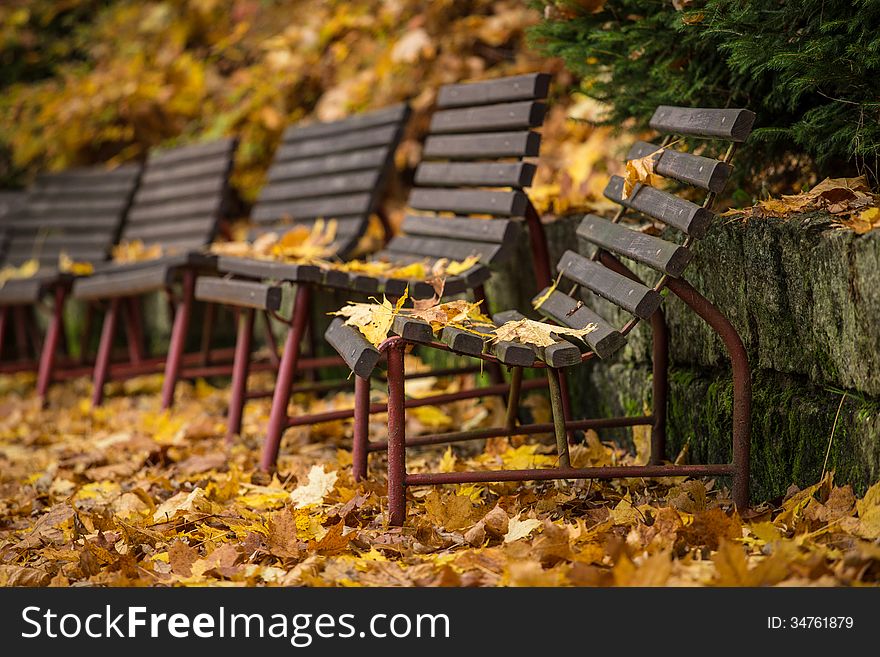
top-left (258, 170), bottom-right (381, 203)
top-left (195, 277), bottom-right (282, 311)
top-left (401, 215), bottom-right (519, 244)
top-left (33, 163), bottom-right (140, 183)
top-left (534, 289), bottom-right (626, 360)
top-left (148, 138), bottom-right (236, 166)
top-left (73, 265), bottom-right (174, 300)
top-left (6, 215), bottom-right (120, 231)
top-left (32, 178), bottom-right (137, 196)
top-left (437, 73), bottom-right (550, 108)
top-left (283, 103), bottom-right (409, 142)
top-left (217, 255), bottom-right (323, 284)
top-left (140, 158), bottom-right (229, 186)
top-left (326, 318), bottom-right (381, 379)
top-left (385, 235), bottom-right (506, 265)
top-left (158, 237), bottom-right (214, 254)
top-left (423, 131), bottom-right (541, 160)
top-left (603, 176), bottom-right (713, 238)
top-left (26, 197), bottom-right (131, 217)
top-left (439, 325), bottom-right (485, 357)
top-left (557, 249), bottom-right (662, 319)
top-left (124, 216), bottom-right (216, 241)
top-left (252, 193), bottom-right (372, 224)
top-left (0, 277), bottom-right (44, 304)
top-left (650, 106), bottom-right (756, 142)
top-left (135, 177), bottom-right (226, 205)
top-left (391, 316), bottom-right (434, 343)
top-left (274, 124), bottom-right (401, 162)
top-left (414, 161), bottom-right (536, 188)
top-left (126, 196), bottom-right (222, 224)
top-left (266, 147), bottom-right (389, 184)
top-left (409, 188), bottom-right (528, 216)
top-left (429, 101), bottom-right (546, 135)
top-left (627, 141), bottom-right (732, 193)
top-left (576, 214), bottom-right (692, 277)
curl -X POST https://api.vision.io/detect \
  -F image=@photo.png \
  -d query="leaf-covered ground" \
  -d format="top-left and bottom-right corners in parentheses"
top-left (1, 364), bottom-right (878, 587)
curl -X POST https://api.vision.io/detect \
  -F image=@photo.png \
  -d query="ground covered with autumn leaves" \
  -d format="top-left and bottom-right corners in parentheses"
top-left (1, 365), bottom-right (879, 588)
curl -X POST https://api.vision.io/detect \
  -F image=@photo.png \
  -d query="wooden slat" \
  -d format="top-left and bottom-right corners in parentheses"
top-left (391, 316), bottom-right (434, 343)
top-left (423, 131), bottom-right (540, 160)
top-left (414, 161), bottom-right (536, 188)
top-left (429, 101), bottom-right (546, 135)
top-left (126, 197), bottom-right (222, 224)
top-left (283, 103), bottom-right (409, 143)
top-left (73, 265), bottom-right (174, 300)
top-left (326, 317), bottom-right (381, 379)
top-left (34, 163), bottom-right (140, 183)
top-left (492, 309), bottom-right (581, 368)
top-left (409, 188), bottom-right (527, 216)
top-left (627, 141), bottom-right (732, 193)
top-left (385, 235), bottom-right (505, 265)
top-left (266, 147), bottom-right (389, 184)
top-left (557, 249), bottom-right (662, 320)
top-left (124, 216), bottom-right (216, 241)
top-left (33, 178), bottom-right (136, 196)
top-left (439, 326), bottom-right (486, 357)
top-left (437, 73), bottom-right (550, 108)
top-left (650, 106), bottom-right (756, 142)
top-left (604, 176), bottom-right (713, 238)
top-left (0, 278), bottom-right (44, 304)
top-left (148, 138), bottom-right (236, 166)
top-left (140, 158), bottom-right (229, 186)
top-left (26, 197), bottom-right (130, 217)
top-left (6, 215), bottom-right (119, 231)
top-left (258, 170), bottom-right (381, 203)
top-left (217, 256), bottom-right (323, 284)
top-left (534, 289), bottom-right (626, 360)
top-left (135, 177), bottom-right (226, 205)
top-left (252, 193), bottom-right (372, 224)
top-left (401, 215), bottom-right (519, 244)
top-left (194, 277), bottom-right (282, 311)
top-left (274, 124), bottom-right (400, 162)
top-left (576, 214), bottom-right (692, 277)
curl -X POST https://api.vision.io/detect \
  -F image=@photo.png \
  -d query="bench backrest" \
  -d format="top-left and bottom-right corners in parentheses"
top-left (119, 138), bottom-right (237, 255)
top-left (2, 164), bottom-right (141, 268)
top-left (0, 191), bottom-right (27, 264)
top-left (541, 105), bottom-right (755, 359)
top-left (251, 103), bottom-right (410, 258)
top-left (386, 73), bottom-right (550, 268)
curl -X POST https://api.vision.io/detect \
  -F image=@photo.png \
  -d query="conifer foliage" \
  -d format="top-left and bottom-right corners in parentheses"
top-left (531, 0), bottom-right (880, 188)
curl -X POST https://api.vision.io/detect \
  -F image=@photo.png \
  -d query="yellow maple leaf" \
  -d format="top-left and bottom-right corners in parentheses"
top-left (0, 258), bottom-right (39, 288)
top-left (59, 252), bottom-right (94, 276)
top-left (493, 317), bottom-right (596, 348)
top-left (622, 147), bottom-right (664, 199)
top-left (504, 514), bottom-right (542, 543)
top-left (289, 465), bottom-right (338, 508)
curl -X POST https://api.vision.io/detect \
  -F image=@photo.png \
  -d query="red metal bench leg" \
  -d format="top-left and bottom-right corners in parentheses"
top-left (352, 374), bottom-right (370, 481)
top-left (92, 297), bottom-right (120, 407)
top-left (666, 277), bottom-right (751, 509)
top-left (546, 367), bottom-right (571, 467)
top-left (386, 340), bottom-right (407, 526)
top-left (122, 296), bottom-right (145, 365)
top-left (161, 269), bottom-right (196, 410)
top-left (262, 311), bottom-right (280, 368)
top-left (260, 284), bottom-right (311, 471)
top-left (36, 285), bottom-right (67, 405)
top-left (226, 307), bottom-right (255, 445)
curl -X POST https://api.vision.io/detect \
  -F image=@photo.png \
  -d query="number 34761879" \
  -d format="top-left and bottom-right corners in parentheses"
top-left (768, 617), bottom-right (854, 629)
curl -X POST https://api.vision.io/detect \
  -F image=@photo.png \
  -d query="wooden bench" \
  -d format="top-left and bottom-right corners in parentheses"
top-left (192, 104), bottom-right (410, 448)
top-left (256, 74), bottom-right (559, 472)
top-left (327, 104), bottom-right (757, 525)
top-left (69, 138), bottom-right (237, 408)
top-left (0, 165), bottom-right (141, 396)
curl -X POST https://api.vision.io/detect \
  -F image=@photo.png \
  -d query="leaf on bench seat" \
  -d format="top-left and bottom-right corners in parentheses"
top-left (330, 290), bottom-right (409, 346)
top-left (492, 317), bottom-right (597, 348)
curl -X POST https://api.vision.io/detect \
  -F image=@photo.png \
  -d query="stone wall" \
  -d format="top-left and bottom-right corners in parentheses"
top-left (489, 212), bottom-right (880, 500)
